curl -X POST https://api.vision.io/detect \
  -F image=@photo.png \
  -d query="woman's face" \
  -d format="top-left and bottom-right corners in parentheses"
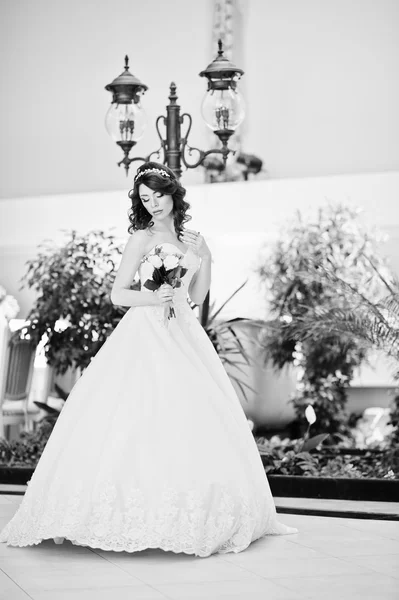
top-left (138, 183), bottom-right (174, 220)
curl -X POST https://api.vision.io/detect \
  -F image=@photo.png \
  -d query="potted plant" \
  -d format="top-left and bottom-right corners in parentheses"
top-left (19, 229), bottom-right (133, 375)
top-left (254, 203), bottom-right (391, 438)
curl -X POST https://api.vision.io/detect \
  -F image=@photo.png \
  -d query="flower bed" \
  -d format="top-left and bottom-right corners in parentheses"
top-left (0, 422), bottom-right (54, 468)
top-left (256, 435), bottom-right (399, 480)
top-left (258, 434), bottom-right (399, 502)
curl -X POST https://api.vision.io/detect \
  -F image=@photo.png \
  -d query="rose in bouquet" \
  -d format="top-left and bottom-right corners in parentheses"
top-left (141, 249), bottom-right (188, 323)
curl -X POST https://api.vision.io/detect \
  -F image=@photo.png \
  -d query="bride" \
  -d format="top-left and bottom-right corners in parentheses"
top-left (0, 161), bottom-right (297, 557)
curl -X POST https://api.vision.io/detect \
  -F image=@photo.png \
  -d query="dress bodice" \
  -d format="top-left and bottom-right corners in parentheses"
top-left (138, 243), bottom-right (200, 305)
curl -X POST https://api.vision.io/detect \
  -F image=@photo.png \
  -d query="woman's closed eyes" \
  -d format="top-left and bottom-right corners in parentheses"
top-left (141, 193), bottom-right (163, 203)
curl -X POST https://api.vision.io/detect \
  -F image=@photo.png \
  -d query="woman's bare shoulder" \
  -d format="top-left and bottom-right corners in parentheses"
top-left (123, 229), bottom-right (147, 253)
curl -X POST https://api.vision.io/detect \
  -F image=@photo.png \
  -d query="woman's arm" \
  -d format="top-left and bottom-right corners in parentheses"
top-left (188, 255), bottom-right (212, 305)
top-left (110, 232), bottom-right (159, 307)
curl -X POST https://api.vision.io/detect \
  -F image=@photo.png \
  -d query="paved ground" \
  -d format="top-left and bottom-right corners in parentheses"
top-left (0, 493), bottom-right (398, 600)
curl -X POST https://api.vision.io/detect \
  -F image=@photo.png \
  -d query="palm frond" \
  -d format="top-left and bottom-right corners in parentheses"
top-left (225, 373), bottom-right (257, 397)
top-left (219, 356), bottom-right (250, 376)
top-left (296, 263), bottom-right (392, 331)
top-left (209, 279), bottom-right (248, 323)
top-left (379, 294), bottom-right (399, 320)
top-left (361, 253), bottom-right (399, 296)
top-left (283, 305), bottom-right (399, 359)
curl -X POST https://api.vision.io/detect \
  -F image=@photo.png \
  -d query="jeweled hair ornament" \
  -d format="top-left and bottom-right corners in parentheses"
top-left (134, 167), bottom-right (171, 182)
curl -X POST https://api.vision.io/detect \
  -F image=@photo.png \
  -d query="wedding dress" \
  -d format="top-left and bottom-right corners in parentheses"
top-left (0, 242), bottom-right (297, 557)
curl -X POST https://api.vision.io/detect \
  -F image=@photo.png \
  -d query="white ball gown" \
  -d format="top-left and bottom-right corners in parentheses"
top-left (0, 242), bottom-right (297, 557)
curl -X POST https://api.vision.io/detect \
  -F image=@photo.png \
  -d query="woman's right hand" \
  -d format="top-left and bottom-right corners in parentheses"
top-left (155, 283), bottom-right (175, 306)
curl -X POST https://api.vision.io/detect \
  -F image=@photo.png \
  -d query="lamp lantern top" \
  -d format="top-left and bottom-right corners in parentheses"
top-left (105, 55), bottom-right (148, 104)
top-left (199, 39), bottom-right (244, 90)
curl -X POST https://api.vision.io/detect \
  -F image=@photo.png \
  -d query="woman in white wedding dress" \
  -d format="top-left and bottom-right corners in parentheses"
top-left (0, 161), bottom-right (297, 557)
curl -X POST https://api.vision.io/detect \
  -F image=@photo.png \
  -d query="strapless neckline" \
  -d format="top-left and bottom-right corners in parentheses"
top-left (141, 242), bottom-right (190, 261)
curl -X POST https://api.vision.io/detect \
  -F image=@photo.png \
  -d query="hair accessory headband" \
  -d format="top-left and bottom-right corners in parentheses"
top-left (134, 167), bottom-right (171, 182)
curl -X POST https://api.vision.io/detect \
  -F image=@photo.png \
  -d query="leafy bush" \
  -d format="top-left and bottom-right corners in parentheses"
top-left (255, 203), bottom-right (391, 437)
top-left (256, 436), bottom-right (398, 479)
top-left (0, 418), bottom-right (56, 467)
top-left (20, 230), bottom-right (136, 374)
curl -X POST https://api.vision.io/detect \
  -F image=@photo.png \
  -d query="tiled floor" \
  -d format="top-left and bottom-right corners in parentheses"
top-left (0, 494), bottom-right (398, 600)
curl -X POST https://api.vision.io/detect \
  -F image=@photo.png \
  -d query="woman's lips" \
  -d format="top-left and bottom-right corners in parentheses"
top-left (153, 210), bottom-right (163, 214)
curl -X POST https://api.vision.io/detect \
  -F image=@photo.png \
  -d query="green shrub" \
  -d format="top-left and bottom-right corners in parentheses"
top-left (21, 230), bottom-right (136, 374)
top-left (255, 203), bottom-right (391, 437)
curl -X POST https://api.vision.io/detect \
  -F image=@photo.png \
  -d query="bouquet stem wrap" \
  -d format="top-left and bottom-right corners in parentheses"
top-left (164, 301), bottom-right (176, 327)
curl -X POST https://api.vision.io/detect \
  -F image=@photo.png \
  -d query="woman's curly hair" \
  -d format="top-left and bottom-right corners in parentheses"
top-left (127, 161), bottom-right (192, 240)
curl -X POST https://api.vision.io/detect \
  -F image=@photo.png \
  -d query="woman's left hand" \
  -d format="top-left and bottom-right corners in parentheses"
top-left (181, 229), bottom-right (211, 259)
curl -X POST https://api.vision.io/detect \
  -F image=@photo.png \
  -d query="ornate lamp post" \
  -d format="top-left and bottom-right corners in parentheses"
top-left (105, 39), bottom-right (245, 177)
top-left (104, 56), bottom-right (148, 173)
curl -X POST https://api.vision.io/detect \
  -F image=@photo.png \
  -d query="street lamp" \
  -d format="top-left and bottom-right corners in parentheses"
top-left (104, 55), bottom-right (148, 170)
top-left (105, 39), bottom-right (245, 178)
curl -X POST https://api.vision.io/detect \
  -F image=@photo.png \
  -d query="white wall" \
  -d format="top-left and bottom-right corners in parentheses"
top-left (1, 0), bottom-right (398, 200)
top-left (244, 0), bottom-right (399, 178)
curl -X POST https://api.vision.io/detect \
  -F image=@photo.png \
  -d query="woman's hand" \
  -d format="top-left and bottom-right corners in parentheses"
top-left (181, 229), bottom-right (211, 259)
top-left (155, 283), bottom-right (175, 306)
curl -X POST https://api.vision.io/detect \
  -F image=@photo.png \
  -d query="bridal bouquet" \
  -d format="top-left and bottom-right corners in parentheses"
top-left (141, 248), bottom-right (188, 323)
